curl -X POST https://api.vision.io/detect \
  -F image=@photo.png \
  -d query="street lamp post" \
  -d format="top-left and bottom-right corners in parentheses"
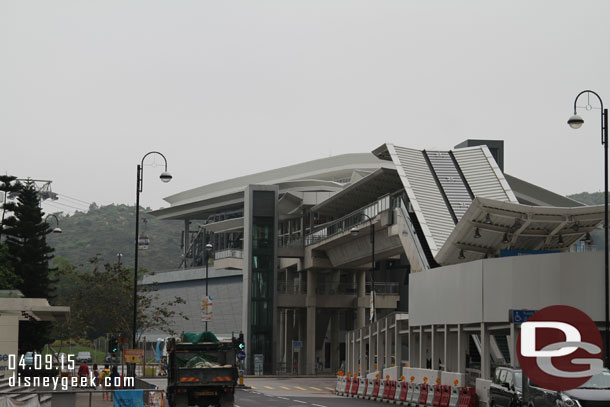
top-left (44, 214), bottom-right (62, 234)
top-left (133, 152), bottom-right (172, 350)
top-left (204, 242), bottom-right (213, 331)
top-left (568, 90), bottom-right (608, 367)
top-left (350, 213), bottom-right (376, 323)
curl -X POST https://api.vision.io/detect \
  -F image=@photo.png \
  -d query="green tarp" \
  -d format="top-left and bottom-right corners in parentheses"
top-left (181, 331), bottom-right (219, 343)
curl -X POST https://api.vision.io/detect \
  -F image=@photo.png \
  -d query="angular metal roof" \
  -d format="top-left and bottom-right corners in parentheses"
top-left (435, 197), bottom-right (604, 265)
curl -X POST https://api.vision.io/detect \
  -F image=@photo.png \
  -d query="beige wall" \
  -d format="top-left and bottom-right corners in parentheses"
top-left (0, 315), bottom-right (19, 374)
top-left (409, 251), bottom-right (604, 326)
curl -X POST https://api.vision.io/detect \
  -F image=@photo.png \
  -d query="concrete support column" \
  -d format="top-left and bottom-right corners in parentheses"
top-left (418, 327), bottom-right (423, 368)
top-left (377, 321), bottom-right (384, 372)
top-left (359, 328), bottom-right (364, 376)
top-left (279, 310), bottom-right (286, 364)
top-left (345, 331), bottom-right (351, 374)
top-left (368, 324), bottom-right (375, 373)
top-left (384, 318), bottom-right (390, 369)
top-left (408, 326), bottom-right (414, 368)
top-left (481, 323), bottom-right (490, 379)
top-left (443, 324), bottom-right (448, 372)
top-left (351, 331), bottom-right (356, 376)
top-left (299, 310), bottom-right (306, 375)
top-left (457, 324), bottom-right (467, 373)
top-left (395, 319), bottom-right (402, 368)
top-left (430, 325), bottom-right (438, 370)
top-left (510, 324), bottom-right (519, 368)
top-left (306, 271), bottom-right (317, 374)
top-left (356, 270), bottom-right (366, 328)
top-left (330, 311), bottom-right (340, 372)
top-left (183, 219), bottom-right (190, 267)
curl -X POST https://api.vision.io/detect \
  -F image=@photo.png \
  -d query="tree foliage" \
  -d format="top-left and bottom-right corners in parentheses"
top-left (2, 180), bottom-right (55, 352)
top-left (55, 257), bottom-right (188, 342)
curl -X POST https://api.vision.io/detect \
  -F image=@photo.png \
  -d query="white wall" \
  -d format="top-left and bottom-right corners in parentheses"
top-left (410, 251), bottom-right (604, 325)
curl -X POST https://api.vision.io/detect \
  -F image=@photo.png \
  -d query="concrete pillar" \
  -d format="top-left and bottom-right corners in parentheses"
top-left (457, 324), bottom-right (467, 373)
top-left (330, 311), bottom-right (339, 372)
top-left (183, 219), bottom-right (190, 267)
top-left (359, 328), bottom-right (364, 376)
top-left (408, 326), bottom-right (414, 368)
top-left (368, 324), bottom-right (375, 373)
top-left (431, 325), bottom-right (438, 370)
top-left (443, 324), bottom-right (448, 372)
top-left (384, 317), bottom-right (390, 369)
top-left (357, 270), bottom-right (366, 328)
top-left (418, 327), bottom-right (423, 368)
top-left (481, 322), bottom-right (490, 379)
top-left (306, 270), bottom-right (317, 374)
top-left (299, 310), bottom-right (307, 375)
top-left (377, 320), bottom-right (384, 372)
top-left (345, 331), bottom-right (350, 374)
top-left (395, 319), bottom-right (402, 368)
top-left (510, 324), bottom-right (519, 368)
top-left (279, 310), bottom-right (286, 365)
top-left (351, 331), bottom-right (356, 376)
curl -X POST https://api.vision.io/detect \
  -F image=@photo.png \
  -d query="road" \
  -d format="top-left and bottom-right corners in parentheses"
top-left (144, 377), bottom-right (380, 407)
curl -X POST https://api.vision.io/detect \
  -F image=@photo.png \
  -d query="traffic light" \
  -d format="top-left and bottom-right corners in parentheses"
top-left (108, 336), bottom-right (119, 354)
top-left (237, 333), bottom-right (245, 351)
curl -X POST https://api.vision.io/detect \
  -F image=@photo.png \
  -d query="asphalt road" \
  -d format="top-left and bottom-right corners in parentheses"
top-left (235, 377), bottom-right (383, 407)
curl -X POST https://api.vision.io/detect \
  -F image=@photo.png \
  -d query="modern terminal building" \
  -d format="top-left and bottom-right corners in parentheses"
top-left (144, 139), bottom-right (604, 380)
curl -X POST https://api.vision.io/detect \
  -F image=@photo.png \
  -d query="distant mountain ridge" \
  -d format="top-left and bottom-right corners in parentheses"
top-left (566, 192), bottom-right (606, 206)
top-left (47, 204), bottom-right (184, 272)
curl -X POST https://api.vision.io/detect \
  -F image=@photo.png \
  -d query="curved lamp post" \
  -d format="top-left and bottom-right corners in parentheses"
top-left (204, 243), bottom-right (213, 331)
top-left (133, 152), bottom-right (172, 349)
top-left (44, 214), bottom-right (62, 234)
top-left (350, 213), bottom-right (376, 323)
top-left (568, 90), bottom-right (608, 366)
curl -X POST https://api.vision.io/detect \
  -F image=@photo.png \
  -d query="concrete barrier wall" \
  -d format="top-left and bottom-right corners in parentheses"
top-left (476, 378), bottom-right (491, 406)
top-left (402, 367), bottom-right (440, 384)
top-left (440, 371), bottom-right (466, 387)
top-left (367, 371), bottom-right (380, 379)
top-left (382, 366), bottom-right (401, 380)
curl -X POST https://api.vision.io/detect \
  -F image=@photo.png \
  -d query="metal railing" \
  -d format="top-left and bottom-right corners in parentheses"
top-left (366, 282), bottom-right (400, 295)
top-left (315, 282), bottom-right (358, 295)
top-left (277, 281), bottom-right (305, 294)
top-left (214, 248), bottom-right (243, 260)
top-left (278, 235), bottom-right (304, 248)
top-left (305, 194), bottom-right (392, 246)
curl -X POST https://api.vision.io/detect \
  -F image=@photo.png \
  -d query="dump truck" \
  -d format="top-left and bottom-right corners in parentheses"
top-left (166, 333), bottom-right (238, 407)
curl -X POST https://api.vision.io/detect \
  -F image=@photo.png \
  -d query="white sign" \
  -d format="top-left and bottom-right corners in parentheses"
top-left (292, 340), bottom-right (302, 352)
top-left (201, 296), bottom-right (213, 322)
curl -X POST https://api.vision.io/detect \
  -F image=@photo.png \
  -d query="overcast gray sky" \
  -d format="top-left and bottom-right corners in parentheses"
top-left (1, 1), bottom-right (609, 214)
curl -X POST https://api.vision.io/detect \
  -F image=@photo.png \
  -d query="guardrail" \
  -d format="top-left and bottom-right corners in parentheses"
top-left (305, 194), bottom-right (392, 246)
top-left (366, 282), bottom-right (400, 295)
top-left (278, 235), bottom-right (303, 248)
top-left (214, 249), bottom-right (243, 260)
top-left (277, 281), bottom-right (305, 294)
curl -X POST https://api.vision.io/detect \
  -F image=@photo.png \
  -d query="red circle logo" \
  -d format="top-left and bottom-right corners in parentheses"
top-left (517, 305), bottom-right (603, 391)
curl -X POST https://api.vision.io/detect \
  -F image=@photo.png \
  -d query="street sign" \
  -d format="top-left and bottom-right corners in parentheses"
top-left (237, 351), bottom-right (246, 361)
top-left (509, 309), bottom-right (537, 324)
top-left (123, 349), bottom-right (144, 363)
top-left (201, 296), bottom-right (213, 322)
top-left (292, 340), bottom-right (302, 352)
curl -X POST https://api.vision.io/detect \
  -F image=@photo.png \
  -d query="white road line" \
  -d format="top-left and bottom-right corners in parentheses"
top-left (312, 404), bottom-right (327, 407)
top-left (277, 397), bottom-right (290, 400)
top-left (292, 400), bottom-right (307, 404)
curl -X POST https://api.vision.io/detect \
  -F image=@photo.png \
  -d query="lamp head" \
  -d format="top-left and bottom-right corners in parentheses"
top-left (567, 114), bottom-right (584, 129)
top-left (350, 227), bottom-right (359, 236)
top-left (52, 227), bottom-right (62, 234)
top-left (159, 171), bottom-right (173, 183)
top-left (205, 243), bottom-right (213, 251)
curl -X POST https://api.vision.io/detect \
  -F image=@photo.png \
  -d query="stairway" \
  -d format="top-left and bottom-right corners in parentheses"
top-left (494, 335), bottom-right (511, 364)
top-left (0, 376), bottom-right (52, 406)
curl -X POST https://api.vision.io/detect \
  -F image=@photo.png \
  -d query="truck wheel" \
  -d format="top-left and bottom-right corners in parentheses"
top-left (219, 392), bottom-right (234, 407)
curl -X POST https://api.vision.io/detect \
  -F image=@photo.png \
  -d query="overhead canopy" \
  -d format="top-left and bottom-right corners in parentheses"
top-left (0, 297), bottom-right (70, 323)
top-left (310, 168), bottom-right (403, 217)
top-left (435, 197), bottom-right (604, 265)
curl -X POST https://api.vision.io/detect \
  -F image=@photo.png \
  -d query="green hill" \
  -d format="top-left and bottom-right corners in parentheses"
top-left (566, 192), bottom-right (606, 206)
top-left (46, 204), bottom-right (184, 272)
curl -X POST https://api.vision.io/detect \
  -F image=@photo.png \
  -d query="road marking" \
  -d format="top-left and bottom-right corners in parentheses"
top-left (295, 386), bottom-right (307, 391)
top-left (264, 386), bottom-right (274, 389)
top-left (280, 386), bottom-right (290, 390)
top-left (251, 386), bottom-right (257, 389)
top-left (292, 400), bottom-right (307, 404)
top-left (235, 405), bottom-right (240, 407)
top-left (277, 396), bottom-right (289, 400)
top-left (310, 386), bottom-right (323, 391)
top-left (324, 387), bottom-right (334, 391)
top-left (312, 404), bottom-right (327, 407)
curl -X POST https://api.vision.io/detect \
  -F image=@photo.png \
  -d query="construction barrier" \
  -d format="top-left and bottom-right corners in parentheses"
top-left (335, 376), bottom-right (346, 395)
top-left (350, 376), bottom-right (360, 396)
top-left (448, 387), bottom-right (460, 407)
top-left (457, 387), bottom-right (477, 407)
top-left (440, 385), bottom-right (451, 407)
top-left (418, 383), bottom-right (429, 407)
top-left (357, 378), bottom-right (367, 398)
top-left (376, 380), bottom-right (386, 401)
top-left (393, 381), bottom-right (403, 403)
top-left (410, 383), bottom-right (422, 406)
top-left (382, 380), bottom-right (392, 401)
top-left (371, 379), bottom-right (381, 400)
top-left (365, 379), bottom-right (376, 399)
top-left (399, 382), bottom-right (410, 403)
top-left (386, 380), bottom-right (396, 402)
top-left (426, 384), bottom-right (435, 406)
top-left (344, 377), bottom-right (352, 395)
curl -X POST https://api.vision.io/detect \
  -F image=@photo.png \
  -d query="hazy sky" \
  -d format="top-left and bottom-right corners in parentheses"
top-left (1, 1), bottom-right (609, 215)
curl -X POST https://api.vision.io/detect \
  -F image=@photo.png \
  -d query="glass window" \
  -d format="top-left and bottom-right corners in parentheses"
top-left (498, 369), bottom-right (507, 383)
top-left (505, 372), bottom-right (513, 386)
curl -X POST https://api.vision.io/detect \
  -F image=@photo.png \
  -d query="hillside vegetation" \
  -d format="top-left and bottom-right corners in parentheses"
top-left (47, 204), bottom-right (184, 272)
top-left (566, 192), bottom-right (605, 206)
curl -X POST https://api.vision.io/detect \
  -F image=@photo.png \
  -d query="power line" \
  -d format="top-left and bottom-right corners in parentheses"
top-left (56, 193), bottom-right (92, 206)
top-left (43, 200), bottom-right (87, 212)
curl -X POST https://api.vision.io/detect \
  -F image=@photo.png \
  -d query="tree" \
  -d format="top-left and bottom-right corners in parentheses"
top-left (57, 257), bottom-right (188, 342)
top-left (0, 244), bottom-right (21, 290)
top-left (0, 175), bottom-right (22, 242)
top-left (3, 180), bottom-right (56, 352)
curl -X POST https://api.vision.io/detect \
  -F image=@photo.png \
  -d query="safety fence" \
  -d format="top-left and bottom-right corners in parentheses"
top-left (334, 375), bottom-right (478, 407)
